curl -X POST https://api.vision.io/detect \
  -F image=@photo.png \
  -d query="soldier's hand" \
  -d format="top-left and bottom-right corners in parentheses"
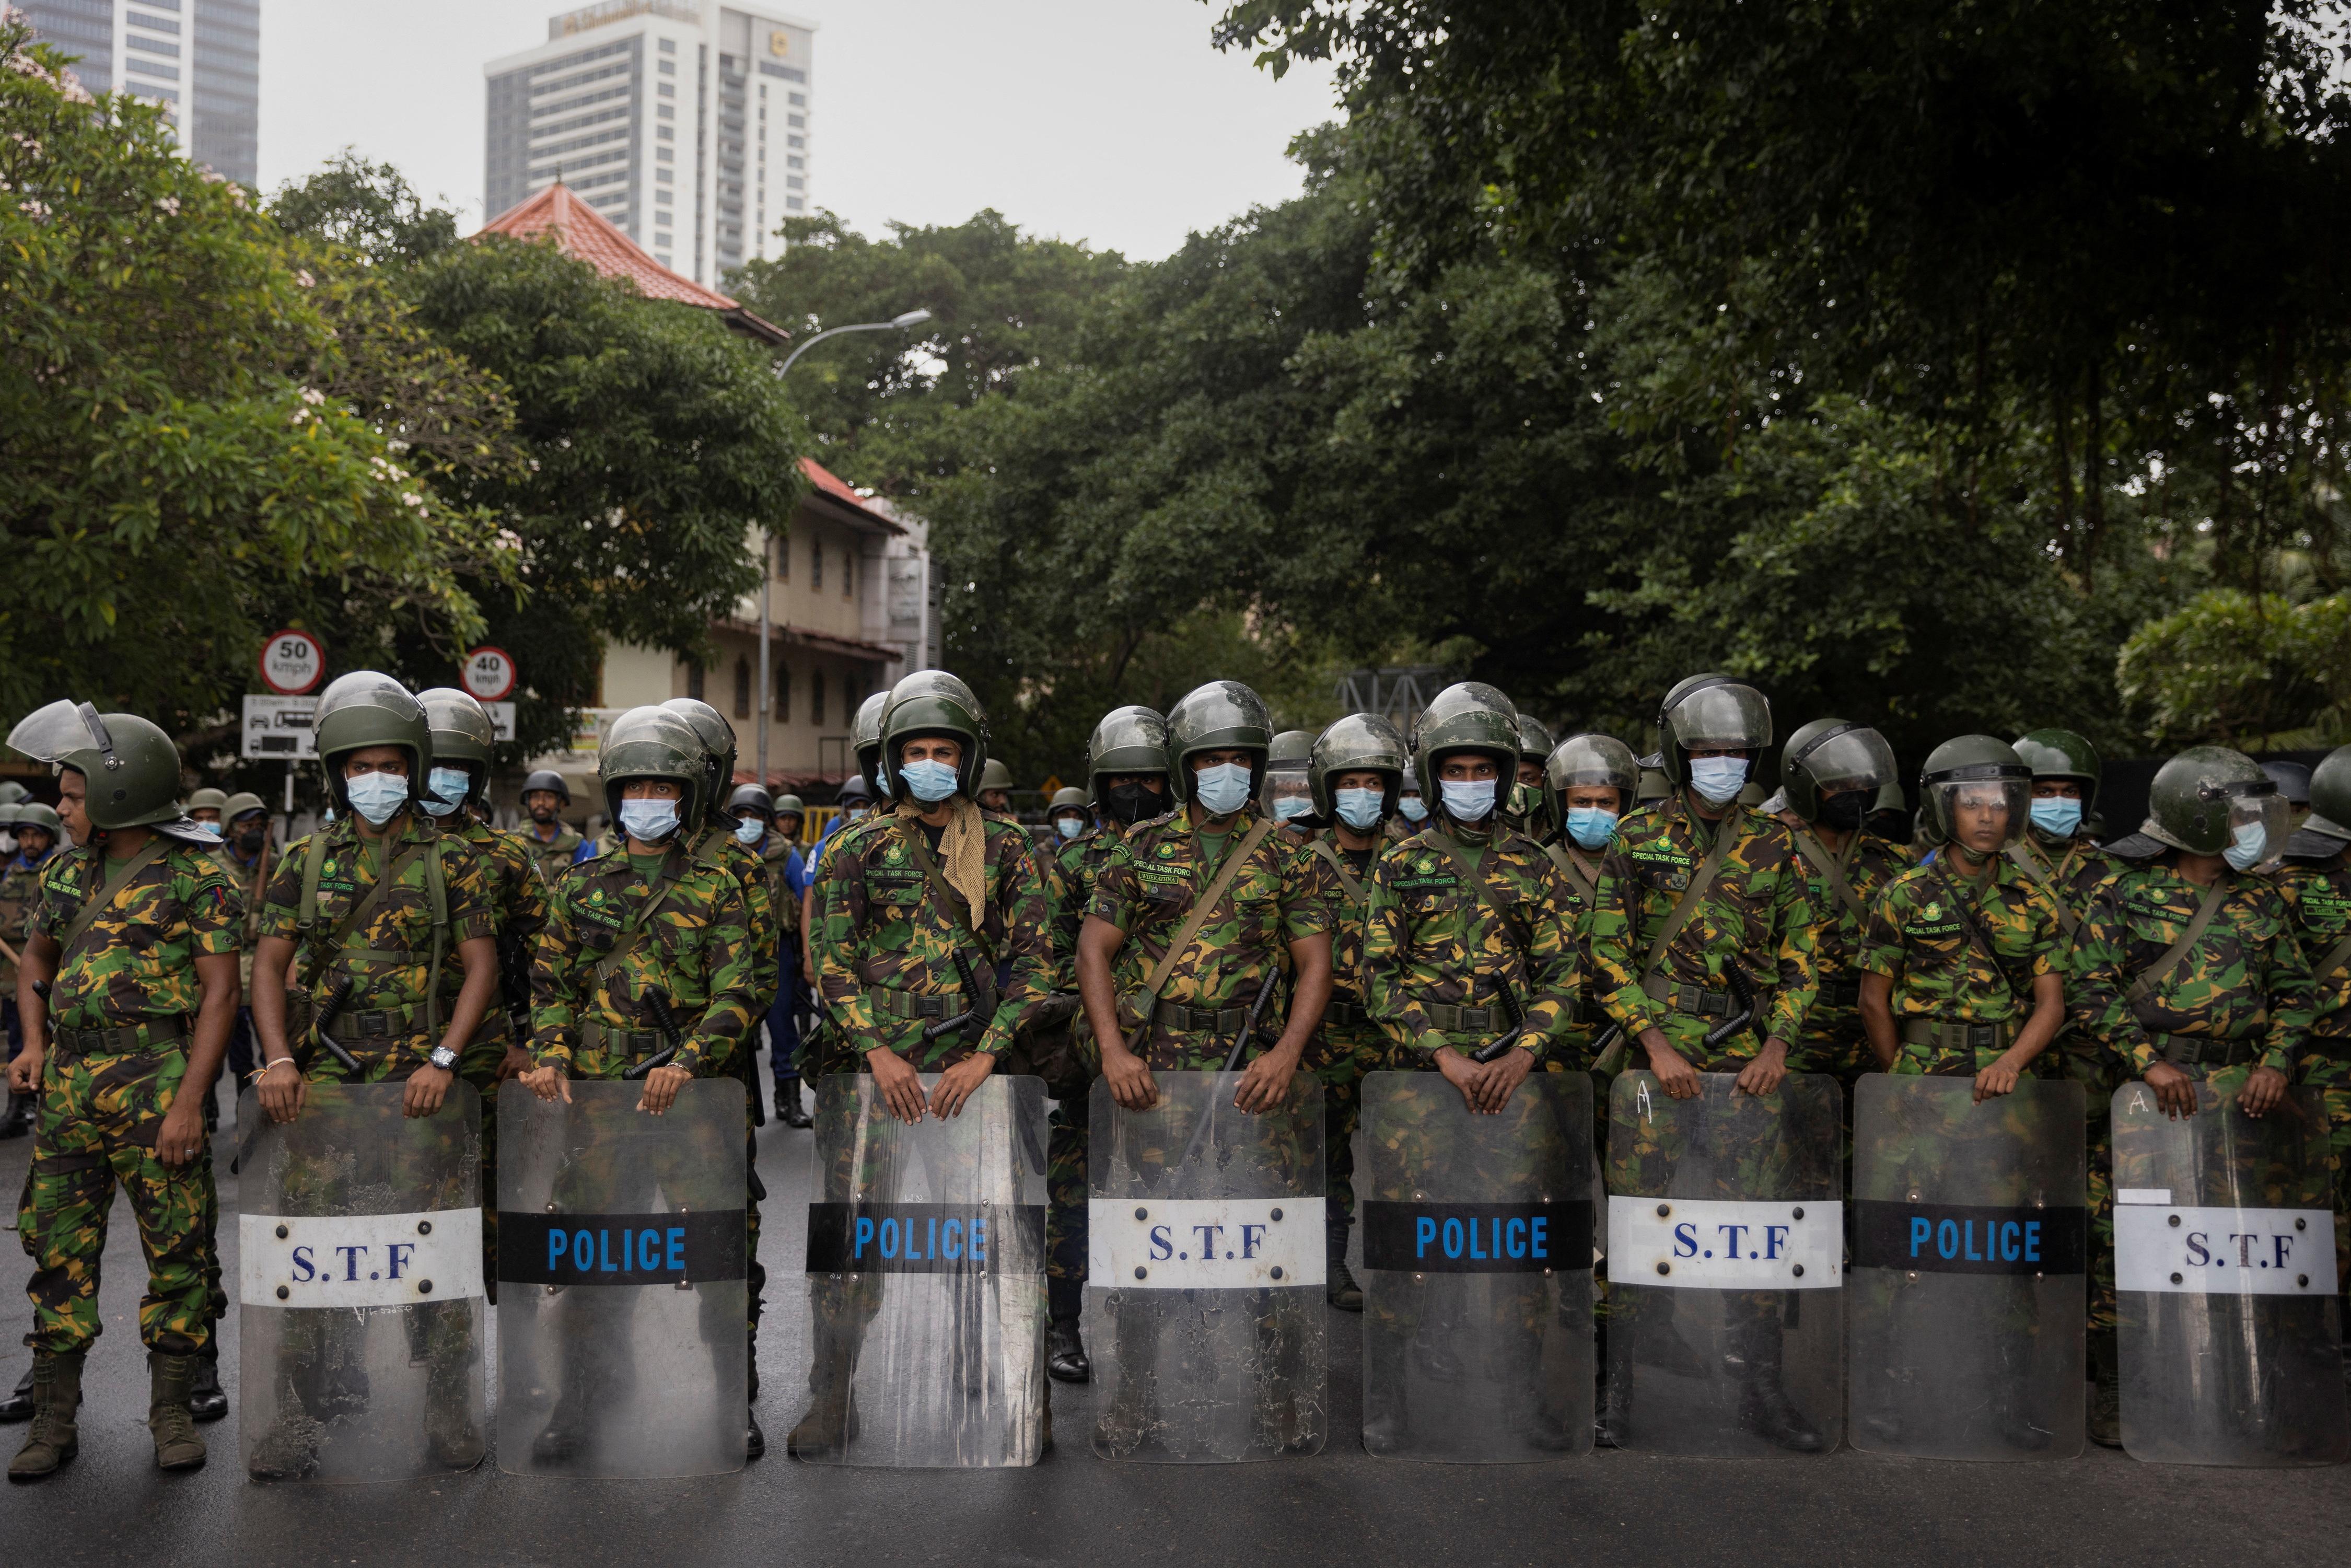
top-left (2238, 1064), bottom-right (2288, 1118)
top-left (1733, 1039), bottom-right (1790, 1098)
top-left (1101, 1043), bottom-right (1158, 1112)
top-left (1435, 1047), bottom-right (1491, 1113)
top-left (518, 1063), bottom-right (572, 1104)
top-left (637, 1063), bottom-right (693, 1116)
top-left (1974, 1053), bottom-right (2026, 1102)
top-left (404, 1063), bottom-right (455, 1119)
top-left (495, 1046), bottom-right (534, 1084)
top-left (2144, 1062), bottom-right (2198, 1119)
top-left (155, 1094), bottom-right (206, 1169)
top-left (868, 1045), bottom-right (927, 1123)
top-left (256, 1057), bottom-right (309, 1123)
top-left (1643, 1031), bottom-right (1701, 1099)
top-left (929, 1052), bottom-right (996, 1119)
top-left (1233, 1046), bottom-right (1299, 1114)
top-left (1473, 1046), bottom-right (1537, 1114)
top-left (6, 1046), bottom-right (39, 1096)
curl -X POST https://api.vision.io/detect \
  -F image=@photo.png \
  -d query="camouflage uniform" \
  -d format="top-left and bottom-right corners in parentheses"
top-left (1856, 857), bottom-right (2062, 1076)
top-left (521, 823), bottom-right (585, 885)
top-left (20, 841), bottom-right (239, 1357)
top-left (2068, 863), bottom-right (2315, 1333)
top-left (2, 847), bottom-right (53, 1058)
top-left (1041, 822), bottom-right (1123, 1288)
top-left (1297, 828), bottom-right (1393, 1241)
top-left (2274, 859), bottom-right (2351, 1291)
top-left (1787, 829), bottom-right (1912, 1079)
top-left (1535, 842), bottom-right (1607, 1064)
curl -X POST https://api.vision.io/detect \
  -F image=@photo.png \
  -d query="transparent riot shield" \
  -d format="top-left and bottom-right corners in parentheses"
top-left (1603, 1071), bottom-right (1843, 1457)
top-left (237, 1083), bottom-right (484, 1482)
top-left (792, 1073), bottom-right (1049, 1467)
top-left (1088, 1071), bottom-right (1326, 1462)
top-left (495, 1079), bottom-right (748, 1478)
top-left (2113, 1081), bottom-right (2349, 1466)
top-left (1849, 1075), bottom-right (2086, 1460)
top-left (1358, 1070), bottom-right (1594, 1462)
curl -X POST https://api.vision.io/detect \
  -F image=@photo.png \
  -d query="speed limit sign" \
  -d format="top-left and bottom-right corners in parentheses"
top-left (461, 646), bottom-right (518, 702)
top-left (258, 629), bottom-right (325, 695)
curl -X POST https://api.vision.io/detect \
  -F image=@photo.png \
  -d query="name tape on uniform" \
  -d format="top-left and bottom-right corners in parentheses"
top-left (1089, 1197), bottom-right (1324, 1290)
top-left (1607, 1195), bottom-right (1842, 1291)
top-left (241, 1209), bottom-right (483, 1309)
top-left (804, 1203), bottom-right (1045, 1274)
top-left (496, 1209), bottom-right (747, 1287)
top-left (1360, 1200), bottom-right (1595, 1274)
top-left (2115, 1202), bottom-right (2335, 1296)
top-left (1852, 1200), bottom-right (2088, 1275)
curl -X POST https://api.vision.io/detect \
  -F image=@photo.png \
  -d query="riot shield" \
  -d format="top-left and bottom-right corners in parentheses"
top-left (1358, 1070), bottom-right (1595, 1462)
top-left (2113, 1081), bottom-right (2349, 1466)
top-left (237, 1083), bottom-right (484, 1482)
top-left (793, 1073), bottom-right (1049, 1467)
top-left (1849, 1075), bottom-right (2086, 1460)
top-left (1603, 1071), bottom-right (1843, 1457)
top-left (1088, 1071), bottom-right (1325, 1462)
top-left (495, 1079), bottom-right (749, 1478)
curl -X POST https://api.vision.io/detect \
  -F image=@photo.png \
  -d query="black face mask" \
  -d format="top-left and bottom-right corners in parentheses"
top-left (1815, 791), bottom-right (1869, 830)
top-left (1105, 780), bottom-right (1164, 826)
top-left (234, 827), bottom-right (267, 853)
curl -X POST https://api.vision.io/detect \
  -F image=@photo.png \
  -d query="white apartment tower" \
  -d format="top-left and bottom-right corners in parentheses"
top-left (484, 0), bottom-right (813, 284)
top-left (18, 0), bottom-right (260, 184)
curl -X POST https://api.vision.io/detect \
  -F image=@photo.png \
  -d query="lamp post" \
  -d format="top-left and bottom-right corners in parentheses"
top-left (759, 307), bottom-right (934, 786)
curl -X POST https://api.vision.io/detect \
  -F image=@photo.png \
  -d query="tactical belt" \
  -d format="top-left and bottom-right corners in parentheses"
top-left (1816, 978), bottom-right (1863, 1009)
top-left (583, 1020), bottom-right (666, 1059)
top-left (324, 1001), bottom-right (432, 1042)
top-left (48, 1016), bottom-right (185, 1058)
top-left (1321, 996), bottom-right (1368, 1029)
top-left (1900, 1017), bottom-right (2017, 1054)
top-left (868, 985), bottom-right (964, 1021)
top-left (1151, 1000), bottom-right (1250, 1035)
top-left (1643, 974), bottom-right (1735, 1020)
top-left (1426, 1003), bottom-right (1496, 1032)
top-left (2154, 1033), bottom-right (2259, 1070)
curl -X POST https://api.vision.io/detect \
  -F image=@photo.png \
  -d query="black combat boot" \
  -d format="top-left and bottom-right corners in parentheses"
top-left (0, 1091), bottom-right (30, 1140)
top-left (2087, 1328), bottom-right (2122, 1448)
top-left (776, 1079), bottom-right (812, 1129)
top-left (1326, 1215), bottom-right (1363, 1313)
top-left (0, 1364), bottom-right (34, 1423)
top-left (1046, 1277), bottom-right (1091, 1383)
top-left (187, 1346), bottom-right (228, 1423)
top-left (1733, 1310), bottom-right (1823, 1453)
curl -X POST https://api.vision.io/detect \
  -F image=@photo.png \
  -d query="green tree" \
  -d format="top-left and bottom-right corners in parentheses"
top-left (2119, 589), bottom-right (2351, 748)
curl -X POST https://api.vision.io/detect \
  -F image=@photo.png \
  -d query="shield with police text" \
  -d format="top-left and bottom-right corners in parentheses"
top-left (794, 1073), bottom-right (1049, 1467)
top-left (1850, 1075), bottom-right (2086, 1460)
top-left (495, 1079), bottom-right (748, 1478)
top-left (1088, 1071), bottom-right (1325, 1462)
top-left (238, 1083), bottom-right (485, 1482)
top-left (1604, 1071), bottom-right (1843, 1457)
top-left (1359, 1070), bottom-right (1595, 1462)
top-left (2113, 1081), bottom-right (2349, 1466)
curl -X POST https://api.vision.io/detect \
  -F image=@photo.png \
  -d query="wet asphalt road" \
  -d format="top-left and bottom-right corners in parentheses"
top-left (2, 1067), bottom-right (2347, 1568)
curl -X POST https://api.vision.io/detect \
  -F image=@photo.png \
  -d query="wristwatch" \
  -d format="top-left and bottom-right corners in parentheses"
top-left (428, 1043), bottom-right (460, 1072)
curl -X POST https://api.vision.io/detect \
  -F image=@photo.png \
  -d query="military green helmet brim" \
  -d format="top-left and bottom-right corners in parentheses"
top-left (2145, 744), bottom-right (2280, 856)
top-left (1309, 712), bottom-right (1407, 818)
top-left (978, 757), bottom-right (1015, 793)
top-left (8, 700), bottom-right (188, 830)
top-left (1410, 683), bottom-right (1519, 799)
top-left (598, 707), bottom-right (710, 829)
top-left (14, 803), bottom-right (62, 834)
top-left (880, 671), bottom-right (990, 800)
top-left (313, 673), bottom-right (433, 812)
top-left (1655, 675), bottom-right (1771, 783)
top-left (1166, 681), bottom-right (1272, 803)
top-left (417, 687), bottom-right (497, 769)
top-left (2012, 727), bottom-right (2103, 812)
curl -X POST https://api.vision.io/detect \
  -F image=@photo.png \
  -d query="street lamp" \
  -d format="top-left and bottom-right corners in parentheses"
top-left (758, 308), bottom-right (935, 787)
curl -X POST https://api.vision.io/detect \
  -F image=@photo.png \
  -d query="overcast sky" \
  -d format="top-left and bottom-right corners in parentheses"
top-left (256, 0), bottom-right (1342, 261)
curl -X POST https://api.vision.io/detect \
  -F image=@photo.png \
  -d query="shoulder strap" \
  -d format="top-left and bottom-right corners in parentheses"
top-left (1135, 816), bottom-right (1276, 1007)
top-left (2005, 841), bottom-right (2081, 939)
top-left (1793, 827), bottom-right (1868, 923)
top-left (2312, 930), bottom-right (2351, 989)
top-left (1931, 860), bottom-right (2028, 1004)
top-left (1308, 836), bottom-right (1367, 909)
top-left (2124, 874), bottom-right (2232, 1009)
top-left (1541, 842), bottom-right (1598, 905)
top-left (301, 836), bottom-right (433, 989)
top-left (57, 839), bottom-right (172, 962)
top-left (591, 844), bottom-right (692, 986)
top-left (297, 829), bottom-right (330, 929)
top-left (903, 823), bottom-right (998, 964)
top-left (1430, 831), bottom-right (1534, 994)
top-left (1640, 812), bottom-right (1740, 979)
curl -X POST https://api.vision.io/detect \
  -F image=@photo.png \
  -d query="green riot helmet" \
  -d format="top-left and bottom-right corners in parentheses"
top-left (311, 672), bottom-right (432, 816)
top-left (1510, 711), bottom-right (1556, 821)
top-left (1086, 705), bottom-right (1170, 823)
top-left (8, 700), bottom-right (194, 835)
top-left (1048, 785), bottom-right (1091, 842)
top-left (879, 670), bottom-right (989, 802)
top-left (222, 792), bottom-right (268, 824)
top-left (1780, 718), bottom-right (1897, 828)
top-left (598, 706), bottom-right (708, 837)
top-left (1407, 682), bottom-right (1518, 800)
top-left (2128, 745), bottom-right (2287, 864)
top-left (1165, 680), bottom-right (1272, 805)
top-left (2011, 728), bottom-right (2102, 818)
top-left (1636, 762), bottom-right (1671, 803)
top-left (0, 803), bottom-right (18, 832)
top-left (15, 802), bottom-right (63, 839)
top-left (186, 786), bottom-right (229, 819)
top-left (1264, 728), bottom-right (1318, 825)
top-left (1917, 735), bottom-right (2030, 854)
top-left (2287, 746), bottom-right (2351, 857)
top-left (1309, 712), bottom-right (1407, 824)
top-left (661, 698), bottom-right (740, 827)
top-left (1545, 733), bottom-right (1639, 822)
top-left (773, 792), bottom-right (807, 818)
top-left (1867, 777), bottom-right (1913, 840)
top-left (417, 686), bottom-right (496, 813)
top-left (727, 782), bottom-right (776, 822)
top-left (1050, 785), bottom-right (1090, 811)
top-left (977, 757), bottom-right (1015, 797)
top-left (0, 781), bottom-right (26, 806)
top-left (851, 690), bottom-right (889, 794)
top-left (1654, 672), bottom-right (1772, 785)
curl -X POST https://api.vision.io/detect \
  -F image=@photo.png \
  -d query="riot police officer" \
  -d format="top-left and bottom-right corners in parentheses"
top-left (519, 769), bottom-right (586, 882)
top-left (1778, 719), bottom-right (1912, 1083)
top-left (727, 782), bottom-right (812, 1128)
top-left (2275, 745), bottom-right (2351, 1357)
top-left (976, 756), bottom-right (1017, 817)
top-left (1506, 710), bottom-right (1556, 841)
top-left (1046, 786), bottom-right (1091, 846)
top-left (1264, 729), bottom-right (1318, 830)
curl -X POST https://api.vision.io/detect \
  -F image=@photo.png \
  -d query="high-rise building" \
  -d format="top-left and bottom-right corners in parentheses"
top-left (484, 0), bottom-right (813, 285)
top-left (16, 0), bottom-right (259, 186)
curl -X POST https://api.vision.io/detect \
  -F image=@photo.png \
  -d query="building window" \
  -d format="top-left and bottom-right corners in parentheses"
top-left (773, 532), bottom-right (789, 580)
top-left (733, 655), bottom-right (752, 719)
top-left (660, 37), bottom-right (676, 53)
top-left (842, 547), bottom-right (853, 599)
top-left (775, 664), bottom-right (792, 723)
top-left (686, 661), bottom-right (705, 701)
top-left (811, 535), bottom-right (823, 590)
top-left (811, 669), bottom-right (826, 728)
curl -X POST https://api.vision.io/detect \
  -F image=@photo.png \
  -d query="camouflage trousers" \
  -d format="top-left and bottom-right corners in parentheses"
top-left (20, 1043), bottom-right (217, 1356)
top-left (1027, 1011), bottom-right (1101, 1291)
top-left (2057, 1041), bottom-right (2122, 1334)
top-left (1302, 1021), bottom-right (1387, 1234)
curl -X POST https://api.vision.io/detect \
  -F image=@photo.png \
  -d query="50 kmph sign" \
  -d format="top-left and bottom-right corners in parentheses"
top-left (258, 629), bottom-right (325, 695)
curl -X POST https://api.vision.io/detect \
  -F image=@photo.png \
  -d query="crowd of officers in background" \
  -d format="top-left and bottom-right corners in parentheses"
top-left (0, 666), bottom-right (2343, 1477)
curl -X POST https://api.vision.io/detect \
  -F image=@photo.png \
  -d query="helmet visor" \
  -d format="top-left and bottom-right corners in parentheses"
top-left (1795, 726), bottom-right (1896, 795)
top-left (1666, 684), bottom-right (1772, 751)
top-left (6, 700), bottom-right (111, 766)
top-left (1934, 777), bottom-right (2028, 851)
top-left (1545, 737), bottom-right (1637, 793)
top-left (2230, 791), bottom-right (2291, 869)
top-left (1263, 762), bottom-right (1312, 820)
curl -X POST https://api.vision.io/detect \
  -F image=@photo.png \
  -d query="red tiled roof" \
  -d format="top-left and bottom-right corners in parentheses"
top-left (475, 183), bottom-right (789, 342)
top-left (798, 458), bottom-right (904, 533)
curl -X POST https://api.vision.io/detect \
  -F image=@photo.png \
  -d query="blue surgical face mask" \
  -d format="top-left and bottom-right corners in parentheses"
top-left (2224, 819), bottom-right (2267, 872)
top-left (1687, 755), bottom-right (1750, 806)
top-left (2030, 797), bottom-right (2083, 840)
top-left (1054, 814), bottom-right (1086, 841)
top-left (619, 798), bottom-right (681, 843)
top-left (1398, 794), bottom-right (1428, 824)
top-left (344, 770), bottom-right (410, 826)
top-left (845, 805), bottom-right (870, 821)
top-left (1271, 796), bottom-right (1312, 822)
top-left (900, 758), bottom-right (960, 804)
top-left (732, 815), bottom-right (766, 845)
top-left (418, 765), bottom-right (472, 818)
top-left (1565, 805), bottom-right (1617, 850)
top-left (1439, 777), bottom-right (1497, 821)
top-left (1334, 787), bottom-right (1385, 832)
top-left (1193, 761), bottom-right (1252, 817)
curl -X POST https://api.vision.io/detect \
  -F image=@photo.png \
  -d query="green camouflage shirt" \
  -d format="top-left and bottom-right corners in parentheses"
top-left (1585, 795), bottom-right (1821, 1050)
top-left (1, 850), bottom-right (55, 989)
top-left (1302, 828), bottom-right (1383, 997)
top-left (2269, 858), bottom-right (2351, 1079)
top-left (434, 818), bottom-right (548, 1018)
top-left (529, 837), bottom-right (759, 1076)
top-left (1087, 802), bottom-right (1334, 1030)
top-left (520, 823), bottom-right (585, 885)
top-left (1361, 824), bottom-right (1581, 1061)
top-left (1857, 854), bottom-right (2060, 1022)
top-left (1788, 828), bottom-right (1911, 988)
top-left (2006, 832), bottom-right (2131, 940)
top-left (809, 808), bottom-right (1054, 1065)
top-left (31, 839), bottom-right (241, 1030)
top-left (2068, 860), bottom-right (2314, 1077)
top-left (758, 834), bottom-right (802, 937)
top-left (1048, 823), bottom-right (1126, 985)
top-left (261, 813), bottom-right (498, 1037)
top-left (696, 825), bottom-right (780, 1031)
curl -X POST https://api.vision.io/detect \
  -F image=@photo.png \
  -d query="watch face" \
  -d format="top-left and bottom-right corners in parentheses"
top-left (430, 1047), bottom-right (458, 1070)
